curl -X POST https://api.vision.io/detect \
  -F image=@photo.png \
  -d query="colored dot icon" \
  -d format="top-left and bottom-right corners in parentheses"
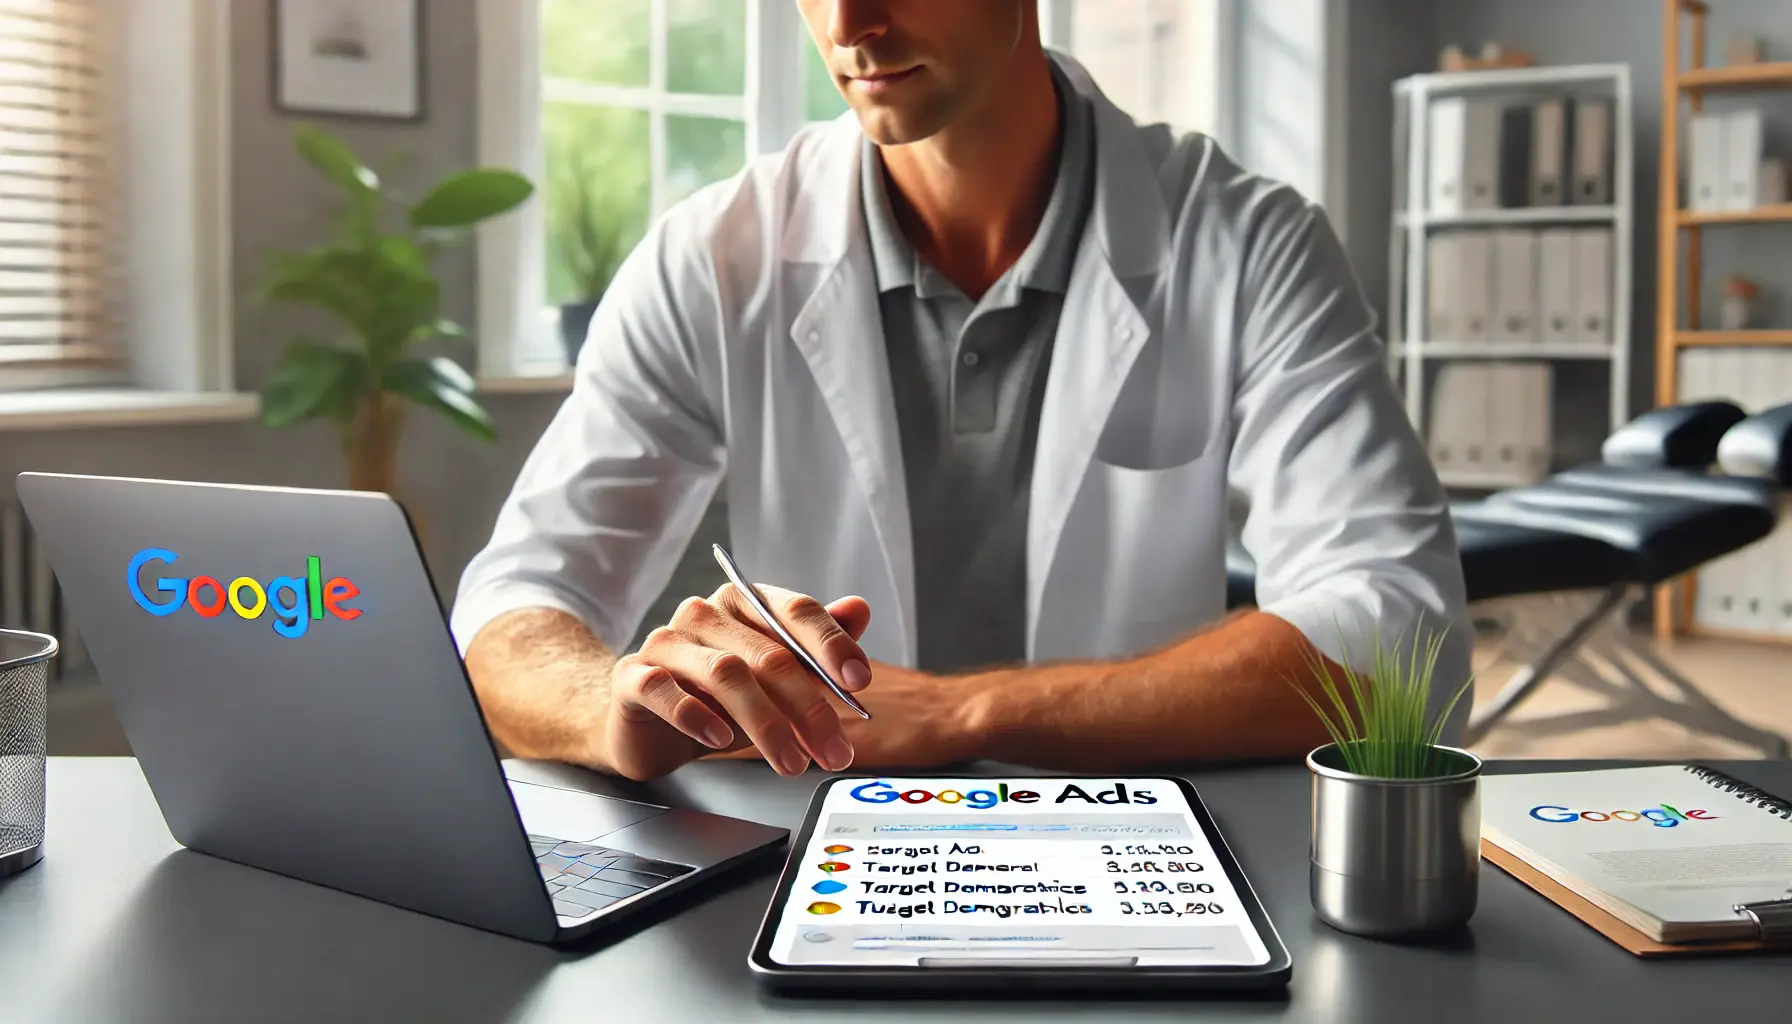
top-left (811, 879), bottom-right (847, 895)
top-left (807, 901), bottom-right (842, 915)
top-left (817, 860), bottom-right (851, 873)
top-left (823, 844), bottom-right (853, 854)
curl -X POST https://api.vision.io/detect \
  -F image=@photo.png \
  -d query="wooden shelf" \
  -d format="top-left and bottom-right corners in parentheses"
top-left (1676, 330), bottom-right (1792, 346)
top-left (1678, 61), bottom-right (1792, 94)
top-left (1678, 204), bottom-right (1792, 226)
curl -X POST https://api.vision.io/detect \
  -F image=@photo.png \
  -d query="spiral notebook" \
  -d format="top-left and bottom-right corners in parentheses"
top-left (1480, 765), bottom-right (1792, 954)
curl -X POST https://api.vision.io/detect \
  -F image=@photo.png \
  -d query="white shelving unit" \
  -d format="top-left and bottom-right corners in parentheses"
top-left (1390, 64), bottom-right (1635, 490)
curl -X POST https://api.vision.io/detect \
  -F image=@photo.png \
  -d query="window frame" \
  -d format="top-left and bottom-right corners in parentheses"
top-left (477, 0), bottom-right (816, 380)
top-left (1041, 0), bottom-right (1233, 144)
top-left (0, 0), bottom-right (236, 399)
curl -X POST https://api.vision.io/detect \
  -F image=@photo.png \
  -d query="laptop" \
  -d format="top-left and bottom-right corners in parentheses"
top-left (16, 472), bottom-right (788, 943)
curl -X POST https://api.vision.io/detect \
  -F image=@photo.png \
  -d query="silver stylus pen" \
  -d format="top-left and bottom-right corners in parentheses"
top-left (711, 543), bottom-right (872, 719)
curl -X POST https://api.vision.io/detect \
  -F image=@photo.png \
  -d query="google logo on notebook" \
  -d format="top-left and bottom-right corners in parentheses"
top-left (127, 548), bottom-right (362, 639)
top-left (1529, 804), bottom-right (1716, 828)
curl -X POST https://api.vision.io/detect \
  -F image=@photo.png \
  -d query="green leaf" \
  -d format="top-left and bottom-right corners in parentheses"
top-left (295, 124), bottom-right (380, 195)
top-left (410, 169), bottom-right (534, 229)
top-left (383, 356), bottom-right (496, 442)
top-left (1289, 614), bottom-right (1473, 780)
top-left (259, 342), bottom-right (369, 427)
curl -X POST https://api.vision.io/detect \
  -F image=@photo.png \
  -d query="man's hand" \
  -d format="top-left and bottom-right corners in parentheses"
top-left (710, 661), bottom-right (987, 770)
top-left (605, 585), bottom-right (874, 780)
top-left (833, 661), bottom-right (984, 769)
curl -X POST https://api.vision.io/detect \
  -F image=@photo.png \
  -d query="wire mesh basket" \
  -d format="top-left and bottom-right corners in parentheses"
top-left (0, 628), bottom-right (57, 878)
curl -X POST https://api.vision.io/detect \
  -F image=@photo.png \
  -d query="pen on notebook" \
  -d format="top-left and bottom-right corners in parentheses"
top-left (711, 543), bottom-right (872, 720)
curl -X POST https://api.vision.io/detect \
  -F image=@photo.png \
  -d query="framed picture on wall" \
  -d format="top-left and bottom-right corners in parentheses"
top-left (273, 0), bottom-right (424, 121)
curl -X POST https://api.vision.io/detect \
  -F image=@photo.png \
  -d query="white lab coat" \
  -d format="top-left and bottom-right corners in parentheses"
top-left (452, 57), bottom-right (1471, 734)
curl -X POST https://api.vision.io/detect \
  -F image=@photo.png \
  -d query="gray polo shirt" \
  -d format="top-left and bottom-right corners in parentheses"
top-left (860, 65), bottom-right (1097, 674)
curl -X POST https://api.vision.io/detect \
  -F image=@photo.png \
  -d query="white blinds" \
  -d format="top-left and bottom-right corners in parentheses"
top-left (0, 0), bottom-right (114, 366)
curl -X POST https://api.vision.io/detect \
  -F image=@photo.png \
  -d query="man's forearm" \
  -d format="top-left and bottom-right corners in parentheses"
top-left (462, 608), bottom-right (620, 768)
top-left (958, 610), bottom-right (1336, 771)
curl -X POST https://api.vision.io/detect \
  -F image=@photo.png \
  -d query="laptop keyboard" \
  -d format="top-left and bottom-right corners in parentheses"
top-left (529, 834), bottom-right (694, 921)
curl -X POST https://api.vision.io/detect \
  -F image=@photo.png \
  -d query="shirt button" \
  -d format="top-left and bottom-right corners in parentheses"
top-left (807, 330), bottom-right (820, 343)
top-left (961, 351), bottom-right (981, 367)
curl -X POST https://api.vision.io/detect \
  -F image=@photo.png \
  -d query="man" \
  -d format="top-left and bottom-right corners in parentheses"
top-left (452, 1), bottom-right (1469, 781)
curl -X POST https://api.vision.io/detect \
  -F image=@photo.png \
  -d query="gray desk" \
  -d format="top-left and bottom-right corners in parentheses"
top-left (0, 758), bottom-right (1787, 1023)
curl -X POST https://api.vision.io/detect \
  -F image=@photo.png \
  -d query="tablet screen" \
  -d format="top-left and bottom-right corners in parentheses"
top-left (765, 777), bottom-right (1273, 968)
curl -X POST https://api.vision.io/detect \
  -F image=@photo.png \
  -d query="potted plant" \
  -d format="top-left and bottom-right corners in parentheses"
top-left (1295, 619), bottom-right (1480, 938)
top-left (257, 124), bottom-right (535, 494)
top-left (545, 141), bottom-right (632, 366)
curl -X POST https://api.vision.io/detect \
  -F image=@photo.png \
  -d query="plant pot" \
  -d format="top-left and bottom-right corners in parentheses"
top-left (344, 390), bottom-right (407, 494)
top-left (559, 300), bottom-right (601, 368)
top-left (341, 391), bottom-right (431, 551)
top-left (1308, 743), bottom-right (1482, 938)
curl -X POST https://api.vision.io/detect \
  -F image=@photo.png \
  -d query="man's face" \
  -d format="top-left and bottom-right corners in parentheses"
top-left (795, 0), bottom-right (1029, 145)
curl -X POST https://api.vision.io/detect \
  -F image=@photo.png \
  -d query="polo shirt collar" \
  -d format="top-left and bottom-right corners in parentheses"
top-left (858, 61), bottom-right (1094, 300)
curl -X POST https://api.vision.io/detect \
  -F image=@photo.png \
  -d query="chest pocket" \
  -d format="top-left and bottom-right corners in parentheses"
top-left (1074, 446), bottom-right (1229, 657)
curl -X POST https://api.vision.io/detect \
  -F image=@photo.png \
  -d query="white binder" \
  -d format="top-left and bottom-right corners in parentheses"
top-left (1738, 349), bottom-right (1781, 633)
top-left (1776, 496), bottom-right (1792, 637)
top-left (1427, 363), bottom-right (1464, 471)
top-left (1464, 100), bottom-right (1502, 210)
top-left (1431, 99), bottom-right (1500, 213)
top-left (1537, 230), bottom-right (1577, 346)
top-left (1491, 230), bottom-right (1538, 346)
top-left (1677, 347), bottom-right (1711, 402)
top-left (1530, 99), bottom-right (1567, 207)
top-left (1571, 97), bottom-right (1613, 205)
top-left (1495, 363), bottom-right (1536, 479)
top-left (1429, 363), bottom-right (1488, 475)
top-left (1687, 112), bottom-right (1727, 212)
top-left (1459, 233), bottom-right (1494, 343)
top-left (1702, 350), bottom-right (1749, 629)
top-left (1572, 229), bottom-right (1612, 348)
top-left (1425, 234), bottom-right (1460, 341)
top-left (1722, 109), bottom-right (1764, 211)
top-left (1762, 351), bottom-right (1792, 637)
top-left (1483, 363), bottom-right (1515, 476)
top-left (1684, 350), bottom-right (1734, 629)
top-left (1459, 363), bottom-right (1493, 475)
top-left (1429, 98), bottom-right (1468, 215)
top-left (1523, 363), bottom-right (1554, 480)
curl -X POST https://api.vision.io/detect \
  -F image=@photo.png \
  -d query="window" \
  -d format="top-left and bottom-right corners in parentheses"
top-left (477, 0), bottom-right (1222, 379)
top-left (0, 0), bottom-right (236, 408)
top-left (479, 0), bottom-right (844, 378)
top-left (0, 0), bottom-right (118, 385)
top-left (1043, 0), bottom-right (1224, 139)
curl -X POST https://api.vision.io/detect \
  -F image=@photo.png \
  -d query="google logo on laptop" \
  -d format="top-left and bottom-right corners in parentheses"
top-left (127, 548), bottom-right (362, 639)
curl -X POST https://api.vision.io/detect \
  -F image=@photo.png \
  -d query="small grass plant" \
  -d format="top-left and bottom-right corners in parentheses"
top-left (1293, 617), bottom-right (1475, 779)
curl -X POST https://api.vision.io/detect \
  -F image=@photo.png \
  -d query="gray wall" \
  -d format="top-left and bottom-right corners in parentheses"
top-left (1340, 0), bottom-right (1440, 332)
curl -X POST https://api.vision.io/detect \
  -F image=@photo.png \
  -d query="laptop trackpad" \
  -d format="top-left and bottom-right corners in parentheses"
top-left (509, 780), bottom-right (667, 842)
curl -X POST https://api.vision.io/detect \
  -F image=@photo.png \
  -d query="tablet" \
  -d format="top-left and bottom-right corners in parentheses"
top-left (748, 776), bottom-right (1291, 992)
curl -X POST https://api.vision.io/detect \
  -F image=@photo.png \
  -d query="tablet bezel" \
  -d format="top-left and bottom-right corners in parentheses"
top-left (746, 774), bottom-right (1293, 993)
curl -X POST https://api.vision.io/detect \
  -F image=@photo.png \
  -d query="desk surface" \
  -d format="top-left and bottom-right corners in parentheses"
top-left (1, 757), bottom-right (1788, 1023)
